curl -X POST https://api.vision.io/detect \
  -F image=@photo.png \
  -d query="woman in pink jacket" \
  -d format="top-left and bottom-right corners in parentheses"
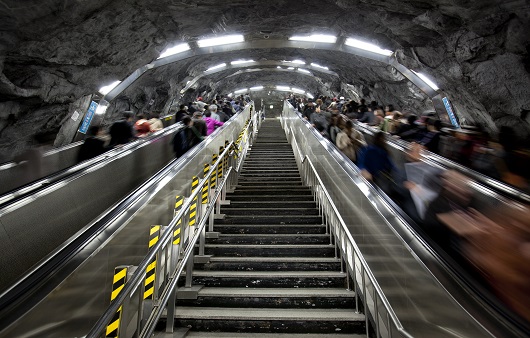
top-left (203, 111), bottom-right (224, 135)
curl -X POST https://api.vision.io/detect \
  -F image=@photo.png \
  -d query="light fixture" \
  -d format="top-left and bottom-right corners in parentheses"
top-left (276, 66), bottom-right (282, 69)
top-left (310, 63), bottom-right (329, 70)
top-left (228, 93), bottom-right (233, 97)
top-left (158, 43), bottom-right (190, 59)
top-left (197, 34), bottom-right (245, 48)
top-left (276, 85), bottom-right (291, 91)
top-left (411, 70), bottom-right (440, 91)
top-left (289, 34), bottom-right (337, 44)
top-left (298, 68), bottom-right (311, 74)
top-left (99, 81), bottom-right (121, 95)
top-left (344, 38), bottom-right (393, 56)
top-left (283, 59), bottom-right (306, 65)
top-left (205, 63), bottom-right (227, 72)
top-left (234, 88), bottom-right (247, 94)
top-left (250, 86), bottom-right (264, 91)
top-left (287, 67), bottom-right (295, 70)
top-left (291, 87), bottom-right (305, 94)
top-left (231, 59), bottom-right (255, 65)
top-left (270, 105), bottom-right (274, 109)
top-left (306, 93), bottom-right (315, 99)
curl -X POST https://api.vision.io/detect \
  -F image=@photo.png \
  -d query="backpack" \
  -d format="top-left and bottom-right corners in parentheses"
top-left (173, 128), bottom-right (189, 157)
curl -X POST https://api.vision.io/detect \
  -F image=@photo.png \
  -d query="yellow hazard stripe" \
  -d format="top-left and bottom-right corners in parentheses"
top-left (113, 268), bottom-right (127, 285)
top-left (173, 227), bottom-right (181, 245)
top-left (111, 285), bottom-right (124, 301)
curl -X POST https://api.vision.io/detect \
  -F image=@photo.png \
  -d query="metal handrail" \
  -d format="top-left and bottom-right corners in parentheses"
top-left (286, 115), bottom-right (414, 337)
top-left (86, 143), bottom-right (235, 337)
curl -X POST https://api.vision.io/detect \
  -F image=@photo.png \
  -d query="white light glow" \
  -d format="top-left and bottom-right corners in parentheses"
top-left (411, 70), bottom-right (440, 91)
top-left (292, 87), bottom-right (305, 94)
top-left (310, 63), bottom-right (329, 70)
top-left (99, 81), bottom-right (121, 95)
top-left (276, 86), bottom-right (291, 91)
top-left (234, 88), bottom-right (248, 94)
top-left (95, 104), bottom-right (108, 115)
top-left (250, 86), bottom-right (264, 91)
top-left (298, 68), bottom-right (311, 74)
top-left (158, 43), bottom-right (190, 59)
top-left (306, 93), bottom-right (315, 99)
top-left (290, 34), bottom-right (337, 44)
top-left (287, 67), bottom-right (295, 70)
top-left (205, 63), bottom-right (227, 72)
top-left (284, 59), bottom-right (306, 65)
top-left (277, 66), bottom-right (282, 69)
top-left (197, 34), bottom-right (245, 48)
top-left (270, 105), bottom-right (274, 109)
top-left (231, 59), bottom-right (255, 65)
top-left (228, 93), bottom-right (233, 97)
top-left (344, 38), bottom-right (393, 56)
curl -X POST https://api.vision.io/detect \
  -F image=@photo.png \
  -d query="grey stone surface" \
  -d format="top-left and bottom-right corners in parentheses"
top-left (0, 0), bottom-right (529, 159)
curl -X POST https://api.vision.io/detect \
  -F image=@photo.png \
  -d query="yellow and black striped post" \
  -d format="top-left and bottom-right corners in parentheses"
top-left (218, 146), bottom-right (224, 181)
top-left (202, 164), bottom-right (210, 204)
top-left (224, 140), bottom-right (229, 169)
top-left (174, 196), bottom-right (184, 245)
top-left (106, 266), bottom-right (129, 338)
top-left (189, 176), bottom-right (199, 227)
top-left (144, 225), bottom-right (161, 300)
top-left (211, 154), bottom-right (218, 189)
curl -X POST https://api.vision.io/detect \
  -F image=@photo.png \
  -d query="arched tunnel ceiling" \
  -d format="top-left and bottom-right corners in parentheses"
top-left (0, 0), bottom-right (529, 159)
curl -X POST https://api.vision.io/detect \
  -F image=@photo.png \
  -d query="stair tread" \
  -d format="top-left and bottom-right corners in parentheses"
top-left (194, 287), bottom-right (355, 298)
top-left (205, 244), bottom-right (331, 248)
top-left (175, 307), bottom-right (364, 321)
top-left (217, 234), bottom-right (327, 238)
top-left (182, 333), bottom-right (364, 338)
top-left (193, 271), bottom-right (345, 277)
top-left (208, 257), bottom-right (339, 262)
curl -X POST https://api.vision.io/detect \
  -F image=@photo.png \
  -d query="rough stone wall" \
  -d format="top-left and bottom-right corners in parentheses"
top-left (0, 0), bottom-right (528, 160)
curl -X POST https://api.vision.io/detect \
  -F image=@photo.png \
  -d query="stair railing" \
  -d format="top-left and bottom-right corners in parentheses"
top-left (86, 116), bottom-right (258, 338)
top-left (287, 127), bottom-right (414, 338)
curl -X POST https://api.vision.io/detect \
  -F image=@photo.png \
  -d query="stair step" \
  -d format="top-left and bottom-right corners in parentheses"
top-left (196, 257), bottom-right (341, 271)
top-left (226, 201), bottom-right (317, 208)
top-left (215, 215), bottom-right (322, 225)
top-left (213, 224), bottom-right (326, 234)
top-left (202, 244), bottom-right (334, 257)
top-left (181, 333), bottom-right (365, 338)
top-left (226, 195), bottom-right (315, 202)
top-left (237, 181), bottom-right (303, 186)
top-left (221, 208), bottom-right (319, 216)
top-left (191, 271), bottom-right (347, 288)
top-left (177, 288), bottom-right (355, 309)
top-left (208, 233), bottom-right (330, 244)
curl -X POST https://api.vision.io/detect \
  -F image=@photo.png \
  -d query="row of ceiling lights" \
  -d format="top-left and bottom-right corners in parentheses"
top-left (229, 85), bottom-right (314, 99)
top-left (98, 34), bottom-right (439, 95)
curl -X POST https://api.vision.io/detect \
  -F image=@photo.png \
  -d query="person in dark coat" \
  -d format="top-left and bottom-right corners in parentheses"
top-left (175, 105), bottom-right (189, 123)
top-left (109, 111), bottom-right (135, 146)
top-left (77, 126), bottom-right (107, 162)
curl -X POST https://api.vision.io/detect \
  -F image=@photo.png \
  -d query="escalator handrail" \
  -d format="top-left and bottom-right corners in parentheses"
top-left (0, 123), bottom-right (183, 208)
top-left (352, 121), bottom-right (530, 204)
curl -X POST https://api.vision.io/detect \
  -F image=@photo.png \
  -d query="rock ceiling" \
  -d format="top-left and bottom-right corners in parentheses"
top-left (0, 0), bottom-right (529, 159)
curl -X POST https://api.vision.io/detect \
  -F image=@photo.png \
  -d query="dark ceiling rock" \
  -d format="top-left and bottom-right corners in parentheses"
top-left (0, 0), bottom-right (529, 159)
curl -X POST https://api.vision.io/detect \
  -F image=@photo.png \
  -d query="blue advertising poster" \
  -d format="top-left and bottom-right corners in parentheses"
top-left (79, 101), bottom-right (98, 134)
top-left (442, 97), bottom-right (460, 128)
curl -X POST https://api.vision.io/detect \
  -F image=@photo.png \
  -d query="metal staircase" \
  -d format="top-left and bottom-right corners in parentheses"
top-left (173, 119), bottom-right (366, 337)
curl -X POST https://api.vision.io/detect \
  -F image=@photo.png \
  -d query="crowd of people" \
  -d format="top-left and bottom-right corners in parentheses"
top-left (290, 94), bottom-right (530, 322)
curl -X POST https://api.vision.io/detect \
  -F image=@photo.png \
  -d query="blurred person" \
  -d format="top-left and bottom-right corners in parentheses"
top-left (173, 116), bottom-right (194, 158)
top-left (134, 114), bottom-right (151, 138)
top-left (336, 120), bottom-right (366, 162)
top-left (310, 104), bottom-right (330, 133)
top-left (13, 132), bottom-right (54, 185)
top-left (109, 111), bottom-right (135, 146)
top-left (358, 132), bottom-right (395, 192)
top-left (373, 108), bottom-right (385, 127)
top-left (192, 111), bottom-right (207, 138)
top-left (357, 106), bottom-right (375, 125)
top-left (203, 110), bottom-right (224, 135)
top-left (328, 114), bottom-right (342, 145)
top-left (175, 104), bottom-right (189, 123)
top-left (496, 126), bottom-right (530, 190)
top-left (393, 115), bottom-right (418, 140)
top-left (417, 118), bottom-right (442, 154)
top-left (380, 111), bottom-right (403, 134)
top-left (148, 112), bottom-right (163, 132)
top-left (77, 126), bottom-right (108, 162)
top-left (303, 100), bottom-right (316, 120)
top-left (209, 105), bottom-right (221, 122)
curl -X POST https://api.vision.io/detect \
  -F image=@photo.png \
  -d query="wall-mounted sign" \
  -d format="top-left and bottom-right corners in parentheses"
top-left (71, 110), bottom-right (80, 121)
top-left (78, 101), bottom-right (98, 134)
top-left (442, 97), bottom-right (460, 128)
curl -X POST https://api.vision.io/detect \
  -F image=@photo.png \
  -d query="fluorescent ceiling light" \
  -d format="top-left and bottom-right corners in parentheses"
top-left (158, 43), bottom-right (190, 59)
top-left (205, 63), bottom-right (227, 72)
top-left (298, 68), bottom-right (311, 74)
top-left (276, 85), bottom-right (291, 91)
top-left (250, 86), bottom-right (264, 91)
top-left (231, 59), bottom-right (255, 65)
top-left (344, 38), bottom-right (393, 56)
top-left (99, 81), bottom-right (121, 95)
top-left (290, 34), bottom-right (337, 44)
top-left (228, 93), bottom-right (233, 97)
top-left (197, 34), bottom-right (245, 48)
top-left (234, 88), bottom-right (247, 94)
top-left (306, 93), bottom-right (315, 99)
top-left (287, 67), bottom-right (295, 70)
top-left (292, 87), bottom-right (305, 94)
top-left (411, 70), bottom-right (440, 91)
top-left (276, 66), bottom-right (282, 69)
top-left (310, 63), bottom-right (329, 70)
top-left (284, 59), bottom-right (305, 65)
